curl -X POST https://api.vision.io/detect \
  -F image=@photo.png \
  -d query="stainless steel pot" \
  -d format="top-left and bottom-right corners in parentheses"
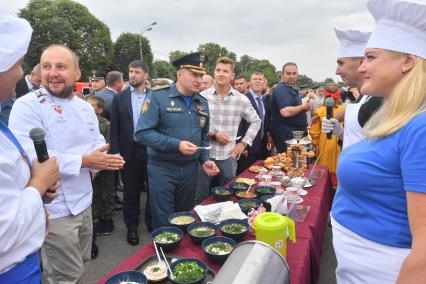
top-left (212, 240), bottom-right (290, 284)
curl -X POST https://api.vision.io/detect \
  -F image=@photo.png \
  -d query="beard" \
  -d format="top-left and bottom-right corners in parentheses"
top-left (45, 84), bottom-right (74, 99)
top-left (129, 80), bottom-right (142, 88)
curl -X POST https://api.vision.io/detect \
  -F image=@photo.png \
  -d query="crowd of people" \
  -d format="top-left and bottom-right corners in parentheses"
top-left (1, 0), bottom-right (426, 283)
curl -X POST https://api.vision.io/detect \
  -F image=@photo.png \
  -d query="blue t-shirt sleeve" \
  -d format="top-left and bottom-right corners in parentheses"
top-left (273, 86), bottom-right (293, 110)
top-left (400, 115), bottom-right (426, 193)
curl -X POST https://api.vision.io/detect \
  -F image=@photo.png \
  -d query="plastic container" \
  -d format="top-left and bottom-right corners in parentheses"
top-left (253, 212), bottom-right (296, 258)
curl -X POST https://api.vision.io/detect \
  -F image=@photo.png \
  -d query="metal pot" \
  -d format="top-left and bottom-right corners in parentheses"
top-left (212, 240), bottom-right (290, 284)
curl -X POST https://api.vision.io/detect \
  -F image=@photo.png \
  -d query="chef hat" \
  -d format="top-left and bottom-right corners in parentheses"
top-left (0, 12), bottom-right (33, 72)
top-left (366, 0), bottom-right (426, 59)
top-left (334, 27), bottom-right (371, 58)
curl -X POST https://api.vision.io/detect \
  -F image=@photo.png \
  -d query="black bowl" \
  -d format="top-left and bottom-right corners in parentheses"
top-left (187, 222), bottom-right (217, 244)
top-left (168, 212), bottom-right (198, 231)
top-left (105, 270), bottom-right (147, 284)
top-left (202, 236), bottom-right (237, 264)
top-left (219, 219), bottom-right (249, 241)
top-left (228, 182), bottom-right (250, 191)
top-left (259, 194), bottom-right (275, 203)
top-left (234, 190), bottom-right (258, 200)
top-left (255, 186), bottom-right (276, 197)
top-left (168, 258), bottom-right (208, 284)
top-left (150, 226), bottom-right (183, 252)
top-left (211, 186), bottom-right (234, 201)
top-left (238, 198), bottom-right (262, 214)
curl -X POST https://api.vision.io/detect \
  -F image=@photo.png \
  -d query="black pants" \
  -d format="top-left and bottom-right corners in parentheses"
top-left (121, 145), bottom-right (151, 231)
top-left (92, 170), bottom-right (115, 220)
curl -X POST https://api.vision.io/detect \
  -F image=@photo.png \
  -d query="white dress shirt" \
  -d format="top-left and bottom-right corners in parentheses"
top-left (0, 132), bottom-right (46, 273)
top-left (9, 88), bottom-right (106, 219)
top-left (201, 86), bottom-right (261, 160)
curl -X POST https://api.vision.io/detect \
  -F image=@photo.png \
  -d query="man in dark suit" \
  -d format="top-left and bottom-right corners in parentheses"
top-left (110, 60), bottom-right (151, 246)
top-left (95, 71), bottom-right (124, 120)
top-left (237, 72), bottom-right (271, 174)
top-left (15, 63), bottom-right (41, 98)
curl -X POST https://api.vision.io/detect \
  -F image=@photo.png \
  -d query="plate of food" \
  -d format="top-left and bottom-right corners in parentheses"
top-left (169, 258), bottom-right (208, 284)
top-left (202, 236), bottom-right (236, 263)
top-left (248, 165), bottom-right (261, 173)
top-left (150, 227), bottom-right (184, 252)
top-left (136, 255), bottom-right (215, 284)
top-left (234, 177), bottom-right (256, 186)
top-left (168, 212), bottom-right (197, 231)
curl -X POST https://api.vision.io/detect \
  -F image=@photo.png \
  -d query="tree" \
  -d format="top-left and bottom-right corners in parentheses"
top-left (235, 55), bottom-right (257, 75)
top-left (197, 43), bottom-right (236, 75)
top-left (322, 77), bottom-right (335, 85)
top-left (169, 50), bottom-right (187, 64)
top-left (113, 32), bottom-right (153, 79)
top-left (249, 60), bottom-right (279, 85)
top-left (19, 0), bottom-right (113, 80)
top-left (152, 60), bottom-right (175, 80)
top-left (235, 55), bottom-right (278, 85)
top-left (296, 74), bottom-right (315, 88)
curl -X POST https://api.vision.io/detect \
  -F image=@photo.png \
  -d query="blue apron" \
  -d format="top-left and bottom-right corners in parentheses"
top-left (0, 121), bottom-right (40, 283)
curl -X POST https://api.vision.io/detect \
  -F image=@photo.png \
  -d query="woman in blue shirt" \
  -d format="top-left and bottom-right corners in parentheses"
top-left (330, 0), bottom-right (426, 283)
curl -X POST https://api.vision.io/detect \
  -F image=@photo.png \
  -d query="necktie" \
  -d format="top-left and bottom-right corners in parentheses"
top-left (256, 96), bottom-right (264, 138)
top-left (0, 120), bottom-right (31, 166)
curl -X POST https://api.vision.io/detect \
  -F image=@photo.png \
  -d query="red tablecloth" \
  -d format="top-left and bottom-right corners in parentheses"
top-left (97, 163), bottom-right (333, 284)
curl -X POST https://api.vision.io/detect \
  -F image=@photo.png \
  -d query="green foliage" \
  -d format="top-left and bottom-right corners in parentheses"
top-left (112, 32), bottom-right (153, 80)
top-left (19, 0), bottom-right (113, 79)
top-left (322, 77), bottom-right (335, 85)
top-left (152, 60), bottom-right (176, 80)
top-left (296, 74), bottom-right (315, 88)
top-left (236, 55), bottom-right (279, 86)
top-left (197, 43), bottom-right (236, 75)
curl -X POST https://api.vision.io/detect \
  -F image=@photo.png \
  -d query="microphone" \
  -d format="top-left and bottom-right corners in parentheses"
top-left (30, 128), bottom-right (56, 194)
top-left (324, 97), bottom-right (335, 140)
top-left (29, 128), bottom-right (49, 162)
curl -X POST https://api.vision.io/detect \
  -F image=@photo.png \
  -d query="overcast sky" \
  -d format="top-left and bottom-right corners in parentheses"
top-left (2, 0), bottom-right (375, 81)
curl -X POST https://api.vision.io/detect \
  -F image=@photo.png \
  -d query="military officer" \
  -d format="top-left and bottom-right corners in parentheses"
top-left (87, 70), bottom-right (106, 98)
top-left (135, 52), bottom-right (219, 229)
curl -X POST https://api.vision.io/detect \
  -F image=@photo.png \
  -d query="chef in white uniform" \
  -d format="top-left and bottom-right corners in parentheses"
top-left (322, 28), bottom-right (373, 149)
top-left (0, 13), bottom-right (60, 283)
top-left (9, 44), bottom-right (125, 283)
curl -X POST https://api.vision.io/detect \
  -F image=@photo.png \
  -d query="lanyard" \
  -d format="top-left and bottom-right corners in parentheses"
top-left (0, 121), bottom-right (31, 166)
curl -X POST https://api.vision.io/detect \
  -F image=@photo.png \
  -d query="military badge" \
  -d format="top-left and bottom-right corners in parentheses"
top-left (195, 103), bottom-right (208, 116)
top-left (54, 105), bottom-right (62, 114)
top-left (200, 116), bottom-right (206, 127)
top-left (141, 99), bottom-right (150, 113)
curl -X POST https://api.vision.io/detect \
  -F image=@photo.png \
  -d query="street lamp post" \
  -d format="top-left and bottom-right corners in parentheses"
top-left (140, 22), bottom-right (157, 62)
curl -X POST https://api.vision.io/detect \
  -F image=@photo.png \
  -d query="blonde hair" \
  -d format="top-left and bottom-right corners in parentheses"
top-left (216, 57), bottom-right (235, 72)
top-left (364, 57), bottom-right (426, 138)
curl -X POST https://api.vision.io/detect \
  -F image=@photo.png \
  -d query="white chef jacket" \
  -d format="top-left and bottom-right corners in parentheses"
top-left (0, 131), bottom-right (46, 273)
top-left (8, 88), bottom-right (106, 219)
top-left (342, 96), bottom-right (368, 149)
